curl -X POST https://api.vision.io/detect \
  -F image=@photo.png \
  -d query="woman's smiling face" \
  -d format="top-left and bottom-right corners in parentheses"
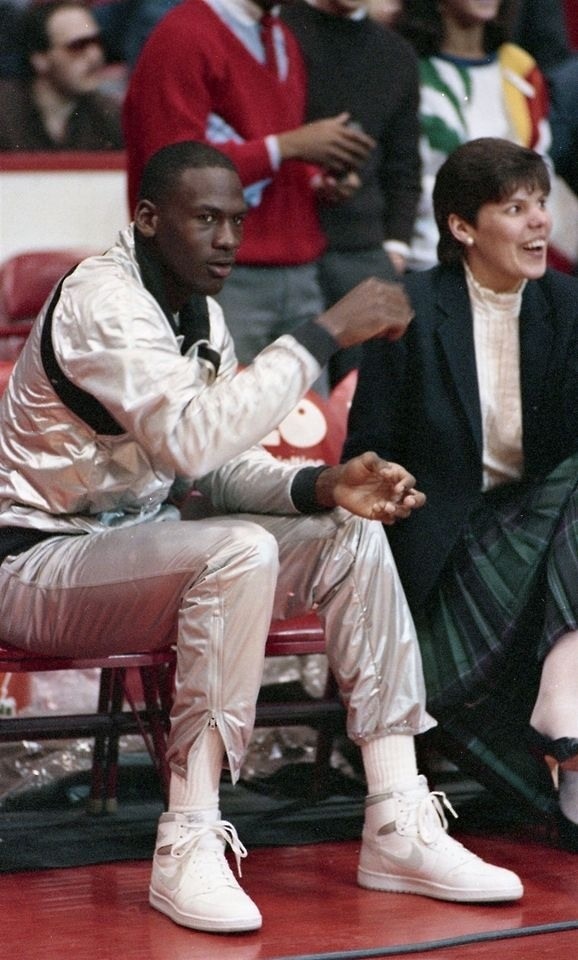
top-left (452, 184), bottom-right (552, 292)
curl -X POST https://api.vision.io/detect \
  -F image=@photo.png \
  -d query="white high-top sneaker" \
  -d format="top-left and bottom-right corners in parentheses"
top-left (149, 812), bottom-right (262, 932)
top-left (358, 775), bottom-right (523, 903)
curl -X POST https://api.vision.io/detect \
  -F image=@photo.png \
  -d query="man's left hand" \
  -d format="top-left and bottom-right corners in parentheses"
top-left (313, 171), bottom-right (361, 205)
top-left (315, 452), bottom-right (425, 524)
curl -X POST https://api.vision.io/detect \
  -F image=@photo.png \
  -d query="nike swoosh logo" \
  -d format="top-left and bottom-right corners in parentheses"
top-left (380, 842), bottom-right (424, 871)
top-left (154, 860), bottom-right (182, 892)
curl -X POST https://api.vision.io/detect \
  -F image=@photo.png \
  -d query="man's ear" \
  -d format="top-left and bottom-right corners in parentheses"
top-left (134, 199), bottom-right (158, 238)
top-left (448, 212), bottom-right (474, 247)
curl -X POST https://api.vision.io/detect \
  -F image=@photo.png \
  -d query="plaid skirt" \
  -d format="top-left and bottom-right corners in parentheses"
top-left (415, 453), bottom-right (578, 716)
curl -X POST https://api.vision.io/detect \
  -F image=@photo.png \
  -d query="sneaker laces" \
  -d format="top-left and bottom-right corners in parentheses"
top-left (414, 790), bottom-right (458, 844)
top-left (171, 819), bottom-right (249, 877)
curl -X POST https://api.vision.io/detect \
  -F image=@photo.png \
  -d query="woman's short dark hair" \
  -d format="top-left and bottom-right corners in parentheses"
top-left (138, 141), bottom-right (239, 204)
top-left (394, 0), bottom-right (516, 57)
top-left (433, 138), bottom-right (550, 266)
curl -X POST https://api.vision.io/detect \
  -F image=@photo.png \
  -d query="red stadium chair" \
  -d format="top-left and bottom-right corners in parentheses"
top-left (0, 248), bottom-right (91, 360)
top-left (0, 644), bottom-right (175, 811)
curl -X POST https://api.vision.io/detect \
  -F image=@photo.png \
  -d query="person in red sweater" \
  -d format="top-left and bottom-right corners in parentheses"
top-left (123, 0), bottom-right (376, 368)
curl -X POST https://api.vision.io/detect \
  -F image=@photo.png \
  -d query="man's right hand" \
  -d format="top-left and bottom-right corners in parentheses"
top-left (315, 277), bottom-right (414, 348)
top-left (277, 113), bottom-right (375, 173)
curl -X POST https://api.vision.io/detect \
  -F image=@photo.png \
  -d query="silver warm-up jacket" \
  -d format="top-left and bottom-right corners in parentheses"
top-left (0, 226), bottom-right (328, 535)
top-left (0, 227), bottom-right (436, 773)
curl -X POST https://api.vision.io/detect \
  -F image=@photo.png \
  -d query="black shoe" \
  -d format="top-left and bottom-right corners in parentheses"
top-left (528, 726), bottom-right (578, 853)
top-left (527, 726), bottom-right (578, 764)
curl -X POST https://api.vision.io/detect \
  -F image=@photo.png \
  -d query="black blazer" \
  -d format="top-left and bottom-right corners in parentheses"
top-left (343, 264), bottom-right (578, 608)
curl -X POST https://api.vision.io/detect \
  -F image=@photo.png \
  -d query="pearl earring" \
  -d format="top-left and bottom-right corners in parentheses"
top-left (465, 237), bottom-right (474, 246)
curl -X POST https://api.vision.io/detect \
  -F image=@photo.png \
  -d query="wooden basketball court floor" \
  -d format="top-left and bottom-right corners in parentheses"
top-left (3, 827), bottom-right (577, 960)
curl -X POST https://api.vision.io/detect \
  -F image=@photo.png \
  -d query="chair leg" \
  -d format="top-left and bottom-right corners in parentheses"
top-left (138, 664), bottom-right (171, 806)
top-left (87, 668), bottom-right (115, 814)
top-left (102, 669), bottom-right (126, 813)
top-left (157, 657), bottom-right (176, 721)
top-left (311, 670), bottom-right (345, 799)
top-left (88, 657), bottom-right (173, 813)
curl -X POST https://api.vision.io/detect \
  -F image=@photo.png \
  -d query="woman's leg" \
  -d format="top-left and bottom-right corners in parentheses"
top-left (530, 476), bottom-right (578, 830)
top-left (530, 629), bottom-right (578, 831)
top-left (531, 630), bottom-right (578, 740)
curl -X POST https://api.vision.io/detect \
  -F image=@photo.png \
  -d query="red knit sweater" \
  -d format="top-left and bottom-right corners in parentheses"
top-left (123, 0), bottom-right (326, 266)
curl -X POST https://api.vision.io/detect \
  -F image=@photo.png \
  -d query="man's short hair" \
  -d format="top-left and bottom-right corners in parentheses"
top-left (138, 141), bottom-right (239, 204)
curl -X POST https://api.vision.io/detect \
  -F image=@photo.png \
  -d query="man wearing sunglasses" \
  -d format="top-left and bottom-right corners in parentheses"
top-left (0, 0), bottom-right (123, 151)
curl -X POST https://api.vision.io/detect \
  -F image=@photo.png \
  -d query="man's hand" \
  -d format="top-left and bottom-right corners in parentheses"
top-left (387, 250), bottom-right (407, 275)
top-left (313, 170), bottom-right (361, 205)
top-left (315, 452), bottom-right (425, 524)
top-left (278, 113), bottom-right (375, 173)
top-left (315, 276), bottom-right (414, 348)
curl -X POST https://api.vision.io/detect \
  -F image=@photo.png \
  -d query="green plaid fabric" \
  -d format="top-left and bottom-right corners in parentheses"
top-left (416, 453), bottom-right (578, 715)
top-left (414, 454), bottom-right (577, 813)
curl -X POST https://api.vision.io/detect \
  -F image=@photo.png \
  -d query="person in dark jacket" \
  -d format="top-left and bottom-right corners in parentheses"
top-left (281, 0), bottom-right (421, 386)
top-left (344, 137), bottom-right (578, 851)
top-left (547, 54), bottom-right (578, 198)
top-left (512, 0), bottom-right (570, 70)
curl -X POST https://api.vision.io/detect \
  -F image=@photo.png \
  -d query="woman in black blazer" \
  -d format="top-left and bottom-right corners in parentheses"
top-left (344, 138), bottom-right (578, 849)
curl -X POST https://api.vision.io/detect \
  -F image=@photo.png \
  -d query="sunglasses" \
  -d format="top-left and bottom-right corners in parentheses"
top-left (54, 33), bottom-right (103, 54)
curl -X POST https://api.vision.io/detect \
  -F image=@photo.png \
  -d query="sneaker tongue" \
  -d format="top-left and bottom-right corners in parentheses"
top-left (392, 775), bottom-right (429, 801)
top-left (184, 815), bottom-right (226, 852)
top-left (196, 830), bottom-right (225, 853)
top-left (420, 799), bottom-right (443, 835)
top-left (186, 808), bottom-right (221, 825)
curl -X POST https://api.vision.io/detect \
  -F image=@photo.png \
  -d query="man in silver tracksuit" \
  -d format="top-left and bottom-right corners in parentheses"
top-left (0, 142), bottom-right (522, 934)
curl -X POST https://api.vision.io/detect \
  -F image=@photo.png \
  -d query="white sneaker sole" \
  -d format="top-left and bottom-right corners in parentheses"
top-left (149, 887), bottom-right (263, 933)
top-left (357, 866), bottom-right (524, 903)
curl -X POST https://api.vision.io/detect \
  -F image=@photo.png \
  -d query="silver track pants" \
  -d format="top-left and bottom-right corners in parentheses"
top-left (0, 509), bottom-right (434, 780)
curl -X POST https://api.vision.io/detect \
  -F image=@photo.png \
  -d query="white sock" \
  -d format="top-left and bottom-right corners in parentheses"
top-left (361, 734), bottom-right (418, 797)
top-left (169, 726), bottom-right (224, 818)
top-left (559, 768), bottom-right (578, 824)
